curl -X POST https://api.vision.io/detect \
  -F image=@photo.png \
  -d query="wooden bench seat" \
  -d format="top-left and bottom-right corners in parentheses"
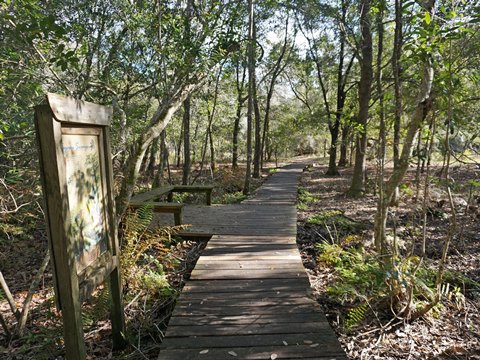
top-left (128, 201), bottom-right (183, 226)
top-left (130, 185), bottom-right (174, 203)
top-left (169, 185), bottom-right (214, 205)
top-left (128, 184), bottom-right (213, 226)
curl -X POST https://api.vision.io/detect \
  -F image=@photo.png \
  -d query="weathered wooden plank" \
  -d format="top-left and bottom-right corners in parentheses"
top-left (194, 254), bottom-right (302, 261)
top-left (194, 261), bottom-right (303, 270)
top-left (168, 312), bottom-right (326, 326)
top-left (190, 269), bottom-right (306, 280)
top-left (130, 186), bottom-right (174, 202)
top-left (182, 278), bottom-right (311, 292)
top-left (178, 292), bottom-right (312, 303)
top-left (204, 243), bottom-right (298, 250)
top-left (159, 344), bottom-right (346, 360)
top-left (161, 332), bottom-right (341, 349)
top-left (47, 93), bottom-right (112, 125)
top-left (165, 321), bottom-right (334, 337)
top-left (176, 296), bottom-right (316, 309)
top-left (200, 248), bottom-right (299, 257)
top-left (172, 304), bottom-right (322, 316)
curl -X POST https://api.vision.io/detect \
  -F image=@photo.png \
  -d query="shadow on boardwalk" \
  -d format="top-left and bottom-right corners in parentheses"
top-left (158, 162), bottom-right (347, 360)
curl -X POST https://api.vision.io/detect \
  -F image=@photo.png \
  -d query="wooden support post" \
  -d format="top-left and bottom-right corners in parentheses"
top-left (206, 189), bottom-right (212, 206)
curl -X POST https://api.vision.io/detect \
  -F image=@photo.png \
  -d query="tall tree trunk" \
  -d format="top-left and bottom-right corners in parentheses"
top-left (176, 125), bottom-right (183, 168)
top-left (348, 0), bottom-right (373, 196)
top-left (244, 0), bottom-right (254, 195)
top-left (326, 125), bottom-right (340, 175)
top-left (209, 126), bottom-right (215, 172)
top-left (322, 0), bottom-right (354, 176)
top-left (147, 137), bottom-right (159, 178)
top-left (375, 0), bottom-right (387, 237)
top-left (153, 130), bottom-right (168, 188)
top-left (232, 107), bottom-right (241, 169)
top-left (252, 10), bottom-right (261, 179)
top-left (391, 0), bottom-right (404, 205)
top-left (260, 15), bottom-right (291, 170)
top-left (182, 96), bottom-right (191, 185)
top-left (253, 94), bottom-right (261, 177)
top-left (232, 61), bottom-right (247, 169)
top-left (392, 0), bottom-right (403, 168)
top-left (338, 123), bottom-right (350, 167)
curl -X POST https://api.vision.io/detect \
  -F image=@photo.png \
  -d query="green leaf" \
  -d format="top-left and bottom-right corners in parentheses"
top-left (424, 11), bottom-right (431, 25)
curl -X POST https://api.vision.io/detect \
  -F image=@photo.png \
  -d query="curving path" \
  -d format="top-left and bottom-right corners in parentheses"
top-left (158, 161), bottom-right (347, 359)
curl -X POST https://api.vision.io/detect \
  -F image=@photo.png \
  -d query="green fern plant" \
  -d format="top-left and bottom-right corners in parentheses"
top-left (345, 302), bottom-right (368, 330)
top-left (82, 286), bottom-right (111, 327)
top-left (121, 206), bottom-right (185, 297)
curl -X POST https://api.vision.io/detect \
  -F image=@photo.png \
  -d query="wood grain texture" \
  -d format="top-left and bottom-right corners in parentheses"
top-left (47, 93), bottom-right (112, 125)
top-left (158, 162), bottom-right (347, 359)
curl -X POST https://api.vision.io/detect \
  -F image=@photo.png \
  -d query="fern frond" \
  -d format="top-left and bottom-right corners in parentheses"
top-left (345, 302), bottom-right (368, 330)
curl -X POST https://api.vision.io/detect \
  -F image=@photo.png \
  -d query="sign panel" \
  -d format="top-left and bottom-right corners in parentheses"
top-left (62, 129), bottom-right (108, 273)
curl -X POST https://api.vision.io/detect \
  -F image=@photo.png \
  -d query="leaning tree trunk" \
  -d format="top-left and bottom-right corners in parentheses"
top-left (115, 83), bottom-right (197, 221)
top-left (374, 65), bottom-right (434, 253)
top-left (348, 0), bottom-right (373, 196)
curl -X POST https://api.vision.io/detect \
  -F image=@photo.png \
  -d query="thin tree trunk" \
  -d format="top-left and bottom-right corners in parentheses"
top-left (176, 125), bottom-right (183, 168)
top-left (260, 15), bottom-right (291, 170)
top-left (232, 61), bottom-right (247, 169)
top-left (391, 0), bottom-right (404, 206)
top-left (244, 0), bottom-right (254, 195)
top-left (253, 93), bottom-right (261, 178)
top-left (147, 137), bottom-right (159, 178)
top-left (252, 8), bottom-right (261, 179)
top-left (338, 123), bottom-right (350, 167)
top-left (209, 126), bottom-right (215, 172)
top-left (348, 0), bottom-right (373, 196)
top-left (17, 252), bottom-right (50, 335)
top-left (153, 130), bottom-right (168, 187)
top-left (375, 1), bottom-right (386, 211)
top-left (392, 0), bottom-right (403, 168)
top-left (182, 96), bottom-right (191, 185)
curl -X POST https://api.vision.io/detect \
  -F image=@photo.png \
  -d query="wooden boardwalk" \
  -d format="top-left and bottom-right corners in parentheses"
top-left (158, 163), bottom-right (347, 359)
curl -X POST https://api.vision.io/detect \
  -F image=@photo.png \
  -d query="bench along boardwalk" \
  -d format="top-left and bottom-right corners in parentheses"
top-left (159, 163), bottom-right (347, 359)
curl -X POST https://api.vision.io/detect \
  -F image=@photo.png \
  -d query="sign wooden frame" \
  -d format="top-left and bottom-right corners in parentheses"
top-left (35, 93), bottom-right (126, 359)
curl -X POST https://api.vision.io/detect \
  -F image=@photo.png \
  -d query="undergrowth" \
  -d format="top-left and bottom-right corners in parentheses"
top-left (316, 238), bottom-right (478, 330)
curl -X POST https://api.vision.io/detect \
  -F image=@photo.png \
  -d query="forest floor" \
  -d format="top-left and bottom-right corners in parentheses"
top-left (297, 158), bottom-right (480, 359)
top-left (1, 157), bottom-right (480, 359)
